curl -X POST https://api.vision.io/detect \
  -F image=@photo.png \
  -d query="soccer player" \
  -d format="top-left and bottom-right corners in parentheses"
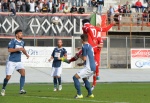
top-left (64, 19), bottom-right (113, 90)
top-left (73, 34), bottom-right (96, 99)
top-left (1, 29), bottom-right (29, 96)
top-left (68, 19), bottom-right (113, 64)
top-left (48, 39), bottom-right (67, 91)
top-left (91, 33), bottom-right (103, 91)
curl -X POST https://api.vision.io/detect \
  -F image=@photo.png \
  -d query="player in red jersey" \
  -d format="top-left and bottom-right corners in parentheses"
top-left (67, 19), bottom-right (113, 64)
top-left (62, 19), bottom-right (113, 90)
top-left (91, 33), bottom-right (103, 91)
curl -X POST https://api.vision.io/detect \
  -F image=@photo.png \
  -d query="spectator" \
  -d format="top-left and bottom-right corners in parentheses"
top-left (71, 0), bottom-right (77, 7)
top-left (123, 1), bottom-right (132, 16)
top-left (148, 7), bottom-right (150, 22)
top-left (63, 5), bottom-right (69, 13)
top-left (2, 0), bottom-right (9, 12)
top-left (0, 0), bottom-right (2, 12)
top-left (25, 0), bottom-right (30, 12)
top-left (53, 0), bottom-right (59, 7)
top-left (42, 1), bottom-right (48, 12)
top-left (91, 0), bottom-right (97, 7)
top-left (39, 0), bottom-right (43, 11)
top-left (118, 5), bottom-right (123, 13)
top-left (147, 1), bottom-right (150, 8)
top-left (17, 0), bottom-right (22, 12)
top-left (29, 0), bottom-right (35, 13)
top-left (20, 2), bottom-right (26, 12)
top-left (107, 6), bottom-right (115, 24)
top-left (142, 10), bottom-right (148, 21)
top-left (35, 4), bottom-right (40, 12)
top-left (9, 0), bottom-right (16, 16)
top-left (137, 14), bottom-right (141, 25)
top-left (97, 0), bottom-right (104, 15)
top-left (48, 0), bottom-right (53, 12)
top-left (114, 13), bottom-right (121, 24)
top-left (70, 5), bottom-right (77, 13)
top-left (135, 0), bottom-right (144, 12)
top-left (78, 5), bottom-right (85, 14)
top-left (88, 0), bottom-right (92, 7)
top-left (52, 4), bottom-right (56, 13)
top-left (78, 0), bottom-right (83, 7)
top-left (146, 0), bottom-right (150, 8)
top-left (59, 0), bottom-right (65, 12)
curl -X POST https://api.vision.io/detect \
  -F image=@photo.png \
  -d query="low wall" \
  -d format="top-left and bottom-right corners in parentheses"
top-left (0, 47), bottom-right (131, 68)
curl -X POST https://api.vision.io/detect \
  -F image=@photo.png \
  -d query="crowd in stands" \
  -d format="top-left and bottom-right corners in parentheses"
top-left (0, 0), bottom-right (150, 24)
top-left (0, 0), bottom-right (105, 15)
top-left (107, 0), bottom-right (150, 24)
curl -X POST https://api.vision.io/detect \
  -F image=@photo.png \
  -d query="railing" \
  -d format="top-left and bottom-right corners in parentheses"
top-left (107, 12), bottom-right (150, 32)
top-left (1, 36), bottom-right (150, 69)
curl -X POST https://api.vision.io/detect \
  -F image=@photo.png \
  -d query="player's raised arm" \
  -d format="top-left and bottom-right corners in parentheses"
top-left (95, 24), bottom-right (113, 32)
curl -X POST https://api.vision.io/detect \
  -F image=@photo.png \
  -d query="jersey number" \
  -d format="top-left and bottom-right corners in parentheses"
top-left (91, 28), bottom-right (97, 37)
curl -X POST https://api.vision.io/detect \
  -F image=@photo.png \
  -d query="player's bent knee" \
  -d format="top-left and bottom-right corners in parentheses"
top-left (82, 78), bottom-right (87, 81)
top-left (73, 74), bottom-right (80, 79)
top-left (19, 69), bottom-right (25, 76)
top-left (6, 75), bottom-right (11, 80)
top-left (73, 75), bottom-right (77, 80)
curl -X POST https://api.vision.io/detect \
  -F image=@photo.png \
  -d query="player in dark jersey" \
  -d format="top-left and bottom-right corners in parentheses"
top-left (49, 39), bottom-right (67, 91)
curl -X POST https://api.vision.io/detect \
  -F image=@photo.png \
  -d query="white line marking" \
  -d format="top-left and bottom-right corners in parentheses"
top-left (24, 96), bottom-right (130, 103)
top-left (24, 95), bottom-right (110, 103)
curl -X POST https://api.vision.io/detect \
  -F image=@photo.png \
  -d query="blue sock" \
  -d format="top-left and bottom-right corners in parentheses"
top-left (20, 76), bottom-right (25, 90)
top-left (58, 77), bottom-right (61, 85)
top-left (2, 78), bottom-right (9, 90)
top-left (83, 79), bottom-right (92, 95)
top-left (73, 76), bottom-right (81, 95)
top-left (53, 77), bottom-right (57, 88)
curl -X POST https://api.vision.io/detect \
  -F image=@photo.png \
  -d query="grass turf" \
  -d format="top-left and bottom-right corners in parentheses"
top-left (0, 83), bottom-right (150, 103)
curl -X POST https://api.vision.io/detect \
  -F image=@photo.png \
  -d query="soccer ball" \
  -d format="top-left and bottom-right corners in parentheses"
top-left (51, 16), bottom-right (60, 25)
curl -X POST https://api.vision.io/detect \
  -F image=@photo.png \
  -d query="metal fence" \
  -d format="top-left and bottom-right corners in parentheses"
top-left (1, 36), bottom-right (150, 68)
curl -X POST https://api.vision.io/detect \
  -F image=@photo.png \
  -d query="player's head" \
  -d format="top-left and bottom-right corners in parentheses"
top-left (82, 19), bottom-right (90, 26)
top-left (80, 34), bottom-right (88, 43)
top-left (15, 29), bottom-right (23, 40)
top-left (57, 39), bottom-right (63, 48)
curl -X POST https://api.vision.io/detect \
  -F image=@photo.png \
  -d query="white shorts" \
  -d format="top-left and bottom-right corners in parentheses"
top-left (51, 67), bottom-right (62, 77)
top-left (77, 66), bottom-right (94, 79)
top-left (6, 61), bottom-right (25, 75)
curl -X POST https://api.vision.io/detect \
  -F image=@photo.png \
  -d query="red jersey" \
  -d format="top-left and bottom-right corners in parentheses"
top-left (82, 23), bottom-right (98, 48)
top-left (82, 23), bottom-right (112, 53)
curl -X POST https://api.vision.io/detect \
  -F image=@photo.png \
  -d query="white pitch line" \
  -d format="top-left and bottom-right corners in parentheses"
top-left (24, 95), bottom-right (110, 103)
top-left (113, 102), bottom-right (129, 103)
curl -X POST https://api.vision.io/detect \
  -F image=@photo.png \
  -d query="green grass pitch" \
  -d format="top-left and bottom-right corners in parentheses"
top-left (0, 83), bottom-right (150, 103)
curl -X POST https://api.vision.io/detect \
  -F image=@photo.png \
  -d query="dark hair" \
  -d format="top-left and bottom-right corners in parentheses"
top-left (80, 34), bottom-right (88, 41)
top-left (82, 19), bottom-right (90, 25)
top-left (15, 29), bottom-right (22, 35)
